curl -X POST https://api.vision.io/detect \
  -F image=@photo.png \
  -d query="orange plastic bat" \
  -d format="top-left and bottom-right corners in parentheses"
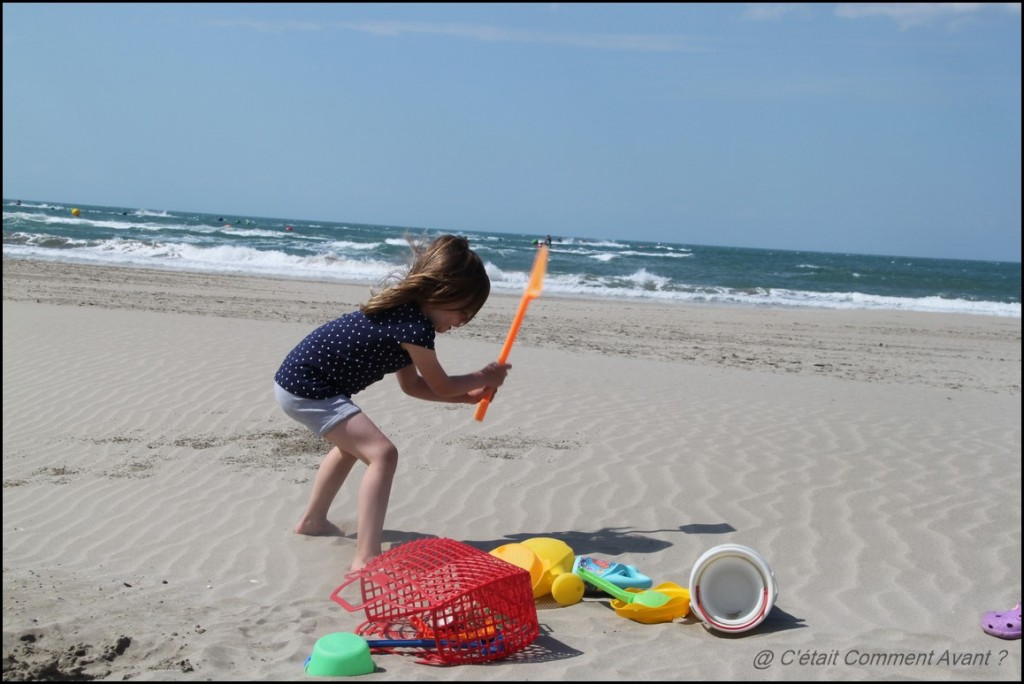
top-left (473, 245), bottom-right (549, 421)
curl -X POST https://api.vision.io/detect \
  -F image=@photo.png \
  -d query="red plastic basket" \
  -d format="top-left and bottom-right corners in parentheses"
top-left (330, 538), bottom-right (538, 665)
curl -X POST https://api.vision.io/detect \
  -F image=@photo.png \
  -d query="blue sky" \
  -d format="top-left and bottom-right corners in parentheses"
top-left (3, 3), bottom-right (1020, 262)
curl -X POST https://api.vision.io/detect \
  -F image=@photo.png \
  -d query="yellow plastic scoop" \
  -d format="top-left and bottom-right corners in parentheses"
top-left (610, 583), bottom-right (691, 624)
top-left (474, 245), bottom-right (549, 422)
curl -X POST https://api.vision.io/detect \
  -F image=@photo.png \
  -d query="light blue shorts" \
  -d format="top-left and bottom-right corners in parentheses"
top-left (274, 383), bottom-right (362, 437)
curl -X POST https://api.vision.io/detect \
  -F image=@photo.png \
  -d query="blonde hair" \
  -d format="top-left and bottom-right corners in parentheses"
top-left (361, 234), bottom-right (490, 320)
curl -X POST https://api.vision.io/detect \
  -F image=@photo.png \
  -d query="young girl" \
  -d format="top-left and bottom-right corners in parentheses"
top-left (273, 234), bottom-right (509, 572)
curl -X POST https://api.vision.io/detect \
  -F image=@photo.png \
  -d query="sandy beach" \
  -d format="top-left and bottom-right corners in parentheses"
top-left (2, 258), bottom-right (1020, 681)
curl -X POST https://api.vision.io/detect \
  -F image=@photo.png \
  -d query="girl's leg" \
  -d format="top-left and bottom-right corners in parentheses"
top-left (321, 413), bottom-right (399, 572)
top-left (294, 445), bottom-right (358, 536)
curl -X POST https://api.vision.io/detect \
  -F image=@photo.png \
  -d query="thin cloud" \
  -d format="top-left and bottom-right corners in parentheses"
top-left (213, 18), bottom-right (706, 53)
top-left (741, 4), bottom-right (806, 21)
top-left (834, 3), bottom-right (1020, 30)
top-left (208, 19), bottom-right (325, 33)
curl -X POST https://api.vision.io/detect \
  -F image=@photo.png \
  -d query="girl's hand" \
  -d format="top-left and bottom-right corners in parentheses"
top-left (466, 386), bottom-right (495, 403)
top-left (479, 362), bottom-right (511, 388)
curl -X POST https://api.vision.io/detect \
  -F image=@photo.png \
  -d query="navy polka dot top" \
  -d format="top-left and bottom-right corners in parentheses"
top-left (274, 302), bottom-right (435, 400)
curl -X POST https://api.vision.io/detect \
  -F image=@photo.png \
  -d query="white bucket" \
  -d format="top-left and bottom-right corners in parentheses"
top-left (689, 543), bottom-right (777, 633)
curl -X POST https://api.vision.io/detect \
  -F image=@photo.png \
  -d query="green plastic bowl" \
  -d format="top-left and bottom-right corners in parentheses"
top-left (305, 632), bottom-right (376, 677)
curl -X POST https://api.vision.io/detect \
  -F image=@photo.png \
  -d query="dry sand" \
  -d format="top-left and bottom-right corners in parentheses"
top-left (2, 258), bottom-right (1020, 681)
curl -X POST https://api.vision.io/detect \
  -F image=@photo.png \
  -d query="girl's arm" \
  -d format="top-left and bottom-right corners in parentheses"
top-left (397, 344), bottom-right (509, 403)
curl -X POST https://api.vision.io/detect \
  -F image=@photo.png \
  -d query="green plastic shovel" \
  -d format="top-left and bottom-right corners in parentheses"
top-left (577, 567), bottom-right (673, 608)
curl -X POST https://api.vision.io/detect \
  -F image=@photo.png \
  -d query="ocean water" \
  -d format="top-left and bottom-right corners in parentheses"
top-left (3, 199), bottom-right (1020, 318)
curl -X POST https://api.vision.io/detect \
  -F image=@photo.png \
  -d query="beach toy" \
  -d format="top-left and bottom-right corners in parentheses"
top-left (305, 632), bottom-right (507, 676)
top-left (980, 602), bottom-right (1021, 640)
top-left (305, 632), bottom-right (376, 677)
top-left (689, 543), bottom-right (778, 634)
top-left (492, 538), bottom-right (583, 605)
top-left (406, 613), bottom-right (499, 644)
top-left (572, 556), bottom-right (653, 591)
top-left (366, 634), bottom-right (506, 656)
top-left (577, 567), bottom-right (673, 608)
top-left (330, 538), bottom-right (539, 665)
top-left (550, 572), bottom-right (586, 606)
top-left (474, 245), bottom-right (549, 422)
top-left (521, 537), bottom-right (575, 597)
top-left (610, 583), bottom-right (691, 624)
top-left (489, 543), bottom-right (544, 595)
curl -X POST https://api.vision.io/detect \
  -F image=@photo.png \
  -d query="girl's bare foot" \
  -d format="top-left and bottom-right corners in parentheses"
top-left (294, 519), bottom-right (344, 536)
top-left (349, 554), bottom-right (379, 574)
